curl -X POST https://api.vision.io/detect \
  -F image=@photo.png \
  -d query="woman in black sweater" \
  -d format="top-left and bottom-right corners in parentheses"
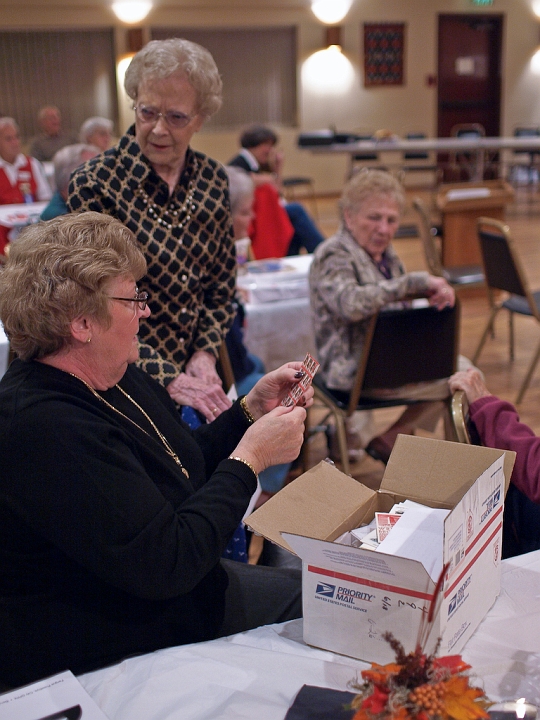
top-left (0, 212), bottom-right (311, 687)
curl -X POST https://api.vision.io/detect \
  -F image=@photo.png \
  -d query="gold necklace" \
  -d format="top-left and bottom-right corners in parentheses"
top-left (69, 373), bottom-right (189, 478)
top-left (137, 159), bottom-right (199, 233)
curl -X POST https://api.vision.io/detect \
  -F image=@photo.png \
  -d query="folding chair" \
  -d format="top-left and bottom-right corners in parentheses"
top-left (473, 217), bottom-right (540, 404)
top-left (413, 197), bottom-right (484, 288)
top-left (451, 390), bottom-right (471, 444)
top-left (308, 302), bottom-right (460, 475)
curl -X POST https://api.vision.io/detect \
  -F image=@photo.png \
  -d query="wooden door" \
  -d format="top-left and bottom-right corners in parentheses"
top-left (437, 14), bottom-right (503, 138)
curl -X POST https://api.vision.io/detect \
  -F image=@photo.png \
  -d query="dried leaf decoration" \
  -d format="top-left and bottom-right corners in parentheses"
top-left (349, 634), bottom-right (491, 720)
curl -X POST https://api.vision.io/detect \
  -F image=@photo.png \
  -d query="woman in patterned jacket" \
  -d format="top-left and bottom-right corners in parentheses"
top-left (68, 39), bottom-right (235, 422)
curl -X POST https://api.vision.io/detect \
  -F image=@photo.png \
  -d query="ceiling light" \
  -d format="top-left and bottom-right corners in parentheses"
top-left (112, 1), bottom-right (152, 24)
top-left (311, 0), bottom-right (352, 25)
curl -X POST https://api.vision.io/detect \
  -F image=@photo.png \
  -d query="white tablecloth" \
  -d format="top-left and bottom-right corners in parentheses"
top-left (78, 551), bottom-right (540, 719)
top-left (239, 255), bottom-right (316, 371)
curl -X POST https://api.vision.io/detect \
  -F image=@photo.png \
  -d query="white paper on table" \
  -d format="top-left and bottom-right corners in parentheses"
top-left (0, 670), bottom-right (109, 720)
top-left (376, 505), bottom-right (450, 582)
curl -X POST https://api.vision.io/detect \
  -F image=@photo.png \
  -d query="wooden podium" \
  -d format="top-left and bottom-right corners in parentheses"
top-left (436, 180), bottom-right (514, 267)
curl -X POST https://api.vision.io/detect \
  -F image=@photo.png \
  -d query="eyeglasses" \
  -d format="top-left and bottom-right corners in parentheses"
top-left (108, 290), bottom-right (149, 311)
top-left (134, 104), bottom-right (194, 129)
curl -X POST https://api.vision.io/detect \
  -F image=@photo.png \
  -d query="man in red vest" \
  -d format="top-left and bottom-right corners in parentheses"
top-left (0, 117), bottom-right (52, 254)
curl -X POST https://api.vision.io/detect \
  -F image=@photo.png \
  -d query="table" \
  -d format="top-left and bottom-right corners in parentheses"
top-left (306, 136), bottom-right (540, 182)
top-left (436, 180), bottom-right (515, 266)
top-left (77, 550), bottom-right (540, 719)
top-left (238, 255), bottom-right (316, 371)
top-left (0, 201), bottom-right (47, 229)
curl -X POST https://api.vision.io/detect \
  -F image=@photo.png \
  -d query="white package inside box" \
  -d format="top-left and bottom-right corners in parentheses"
top-left (246, 435), bottom-right (515, 664)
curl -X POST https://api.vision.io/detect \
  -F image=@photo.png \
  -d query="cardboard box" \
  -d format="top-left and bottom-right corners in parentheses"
top-left (246, 435), bottom-right (515, 664)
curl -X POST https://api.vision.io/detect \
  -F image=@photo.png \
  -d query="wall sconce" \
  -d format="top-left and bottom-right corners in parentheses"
top-left (112, 1), bottom-right (153, 24)
top-left (311, 0), bottom-right (353, 25)
top-left (301, 27), bottom-right (354, 95)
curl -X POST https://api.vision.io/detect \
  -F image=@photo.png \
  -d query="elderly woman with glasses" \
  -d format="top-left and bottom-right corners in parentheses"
top-left (68, 39), bottom-right (236, 423)
top-left (0, 212), bottom-right (311, 687)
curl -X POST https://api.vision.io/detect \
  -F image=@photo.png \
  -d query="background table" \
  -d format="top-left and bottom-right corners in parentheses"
top-left (238, 255), bottom-right (316, 371)
top-left (306, 136), bottom-right (540, 182)
top-left (78, 550), bottom-right (540, 719)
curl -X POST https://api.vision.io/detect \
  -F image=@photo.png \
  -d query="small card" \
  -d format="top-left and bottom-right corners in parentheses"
top-left (281, 353), bottom-right (320, 408)
top-left (375, 512), bottom-right (402, 542)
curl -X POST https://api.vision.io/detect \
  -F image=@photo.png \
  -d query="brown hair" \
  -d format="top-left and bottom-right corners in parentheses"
top-left (0, 212), bottom-right (146, 361)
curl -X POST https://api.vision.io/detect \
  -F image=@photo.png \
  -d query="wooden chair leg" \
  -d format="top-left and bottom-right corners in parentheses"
top-left (516, 336), bottom-right (540, 404)
top-left (473, 308), bottom-right (499, 364)
top-left (508, 311), bottom-right (515, 361)
top-left (334, 414), bottom-right (350, 476)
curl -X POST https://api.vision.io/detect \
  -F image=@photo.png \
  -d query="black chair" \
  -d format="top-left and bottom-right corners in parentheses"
top-left (399, 133), bottom-right (441, 186)
top-left (308, 302), bottom-right (459, 475)
top-left (474, 217), bottom-right (540, 404)
top-left (349, 134), bottom-right (383, 177)
top-left (282, 176), bottom-right (319, 221)
top-left (508, 126), bottom-right (540, 186)
top-left (413, 197), bottom-right (484, 288)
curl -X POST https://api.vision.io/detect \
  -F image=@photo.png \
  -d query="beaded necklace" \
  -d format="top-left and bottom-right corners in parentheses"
top-left (70, 373), bottom-right (189, 478)
top-left (137, 159), bottom-right (199, 232)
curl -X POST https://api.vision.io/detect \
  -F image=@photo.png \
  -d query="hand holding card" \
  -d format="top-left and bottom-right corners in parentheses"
top-left (281, 353), bottom-right (320, 408)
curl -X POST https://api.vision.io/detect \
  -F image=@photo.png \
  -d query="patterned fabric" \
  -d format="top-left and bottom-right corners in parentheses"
top-left (309, 226), bottom-right (431, 391)
top-left (68, 126), bottom-right (236, 386)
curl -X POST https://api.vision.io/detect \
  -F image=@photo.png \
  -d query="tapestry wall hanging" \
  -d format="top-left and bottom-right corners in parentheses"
top-left (363, 23), bottom-right (405, 87)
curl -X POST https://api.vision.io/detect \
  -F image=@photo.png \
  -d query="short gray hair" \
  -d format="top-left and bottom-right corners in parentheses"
top-left (0, 117), bottom-right (18, 133)
top-left (0, 212), bottom-right (146, 361)
top-left (79, 116), bottom-right (113, 144)
top-left (340, 169), bottom-right (405, 216)
top-left (53, 143), bottom-right (100, 194)
top-left (225, 166), bottom-right (254, 215)
top-left (124, 38), bottom-right (222, 118)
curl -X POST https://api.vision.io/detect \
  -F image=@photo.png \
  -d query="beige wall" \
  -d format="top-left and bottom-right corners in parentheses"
top-left (2, 0), bottom-right (539, 193)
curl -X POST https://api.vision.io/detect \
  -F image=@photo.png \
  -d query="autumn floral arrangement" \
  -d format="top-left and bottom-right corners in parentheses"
top-left (349, 567), bottom-right (491, 720)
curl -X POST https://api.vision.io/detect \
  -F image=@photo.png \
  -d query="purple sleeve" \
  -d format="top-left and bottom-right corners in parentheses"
top-left (470, 395), bottom-right (540, 503)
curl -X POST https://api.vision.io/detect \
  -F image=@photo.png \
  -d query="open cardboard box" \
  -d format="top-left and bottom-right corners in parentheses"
top-left (246, 434), bottom-right (515, 664)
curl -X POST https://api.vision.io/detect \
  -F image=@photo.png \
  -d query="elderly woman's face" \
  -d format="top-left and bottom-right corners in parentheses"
top-left (344, 194), bottom-right (401, 262)
top-left (233, 195), bottom-right (254, 240)
top-left (135, 72), bottom-right (204, 174)
top-left (90, 275), bottom-right (150, 382)
top-left (87, 128), bottom-right (112, 152)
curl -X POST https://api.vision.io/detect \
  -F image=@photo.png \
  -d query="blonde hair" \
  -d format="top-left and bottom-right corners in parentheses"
top-left (0, 212), bottom-right (146, 361)
top-left (124, 38), bottom-right (223, 118)
top-left (340, 169), bottom-right (405, 216)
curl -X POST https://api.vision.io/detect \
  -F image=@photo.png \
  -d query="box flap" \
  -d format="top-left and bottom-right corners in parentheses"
top-left (245, 461), bottom-right (376, 554)
top-left (381, 435), bottom-right (515, 506)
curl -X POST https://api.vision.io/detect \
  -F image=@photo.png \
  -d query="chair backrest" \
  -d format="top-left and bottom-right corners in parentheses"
top-left (514, 126), bottom-right (540, 139)
top-left (404, 132), bottom-right (428, 160)
top-left (412, 197), bottom-right (445, 277)
top-left (451, 123), bottom-right (485, 139)
top-left (451, 390), bottom-right (471, 444)
top-left (476, 217), bottom-right (540, 319)
top-left (347, 302), bottom-right (460, 411)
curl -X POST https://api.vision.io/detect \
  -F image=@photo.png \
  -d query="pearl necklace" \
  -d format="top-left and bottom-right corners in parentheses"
top-left (137, 160), bottom-right (199, 232)
top-left (70, 373), bottom-right (189, 478)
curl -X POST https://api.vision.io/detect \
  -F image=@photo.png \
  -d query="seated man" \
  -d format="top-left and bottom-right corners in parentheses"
top-left (40, 143), bottom-right (100, 221)
top-left (449, 367), bottom-right (540, 558)
top-left (0, 116), bottom-right (52, 253)
top-left (29, 105), bottom-right (78, 162)
top-left (229, 124), bottom-right (324, 256)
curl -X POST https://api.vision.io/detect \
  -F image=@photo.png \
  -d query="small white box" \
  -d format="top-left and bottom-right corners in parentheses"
top-left (247, 435), bottom-right (515, 664)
